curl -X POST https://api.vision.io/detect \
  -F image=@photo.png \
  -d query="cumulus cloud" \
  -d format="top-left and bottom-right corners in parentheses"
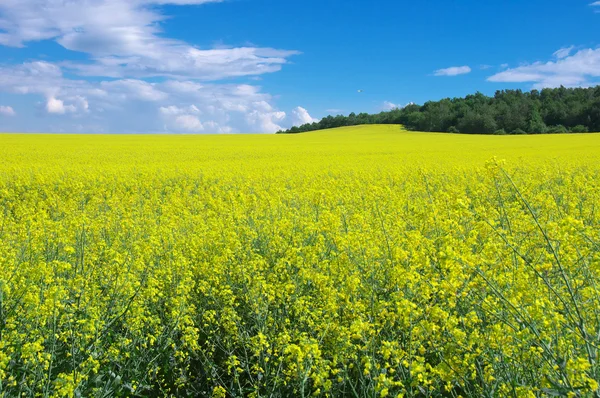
top-left (0, 60), bottom-right (300, 133)
top-left (174, 114), bottom-right (204, 132)
top-left (0, 0), bottom-right (304, 133)
top-left (245, 102), bottom-right (286, 133)
top-left (0, 62), bottom-right (109, 115)
top-left (46, 97), bottom-right (76, 114)
top-left (382, 101), bottom-right (400, 111)
top-left (157, 93), bottom-right (317, 134)
top-left (291, 106), bottom-right (318, 126)
top-left (160, 104), bottom-right (204, 132)
top-left (156, 92), bottom-right (299, 133)
top-left (382, 101), bottom-right (414, 111)
top-left (0, 61), bottom-right (63, 97)
top-left (74, 96), bottom-right (90, 112)
top-left (434, 66), bottom-right (472, 76)
top-left (0, 105), bottom-right (16, 116)
top-left (488, 47), bottom-right (600, 89)
top-left (0, 0), bottom-right (298, 80)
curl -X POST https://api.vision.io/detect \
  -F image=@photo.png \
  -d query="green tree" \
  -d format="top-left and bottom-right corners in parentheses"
top-left (277, 86), bottom-right (600, 135)
top-left (528, 108), bottom-right (547, 134)
top-left (458, 112), bottom-right (497, 135)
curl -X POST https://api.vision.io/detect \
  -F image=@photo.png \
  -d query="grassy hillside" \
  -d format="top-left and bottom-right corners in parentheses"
top-left (1, 126), bottom-right (600, 396)
top-left (278, 86), bottom-right (600, 135)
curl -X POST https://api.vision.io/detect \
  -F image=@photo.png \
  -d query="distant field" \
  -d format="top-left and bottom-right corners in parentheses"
top-left (1, 125), bottom-right (600, 397)
top-left (2, 125), bottom-right (600, 172)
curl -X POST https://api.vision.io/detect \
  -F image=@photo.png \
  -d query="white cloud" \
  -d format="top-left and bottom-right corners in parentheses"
top-left (382, 101), bottom-right (414, 111)
top-left (0, 61), bottom-right (62, 97)
top-left (0, 62), bottom-right (107, 107)
top-left (0, 1), bottom-right (304, 133)
top-left (101, 79), bottom-right (167, 101)
top-left (382, 101), bottom-right (400, 111)
top-left (0, 105), bottom-right (16, 116)
top-left (163, 81), bottom-right (204, 94)
top-left (159, 105), bottom-right (200, 116)
top-left (553, 46), bottom-right (575, 59)
top-left (488, 47), bottom-right (600, 89)
top-left (203, 121), bottom-right (232, 134)
top-left (0, 0), bottom-right (298, 80)
top-left (591, 1), bottom-right (600, 6)
top-left (434, 66), bottom-right (472, 76)
top-left (0, 57), bottom-right (301, 134)
top-left (158, 94), bottom-right (296, 134)
top-left (148, 1), bottom-right (222, 4)
top-left (325, 109), bottom-right (344, 114)
top-left (291, 106), bottom-right (318, 126)
top-left (246, 108), bottom-right (286, 133)
top-left (46, 97), bottom-right (76, 114)
top-left (174, 114), bottom-right (204, 132)
top-left (74, 96), bottom-right (90, 112)
top-left (160, 105), bottom-right (217, 132)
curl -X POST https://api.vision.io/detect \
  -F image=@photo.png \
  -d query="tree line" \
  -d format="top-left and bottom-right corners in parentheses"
top-left (277, 86), bottom-right (600, 135)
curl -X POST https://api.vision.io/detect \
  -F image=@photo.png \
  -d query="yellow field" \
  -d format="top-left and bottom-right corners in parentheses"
top-left (1, 125), bottom-right (600, 397)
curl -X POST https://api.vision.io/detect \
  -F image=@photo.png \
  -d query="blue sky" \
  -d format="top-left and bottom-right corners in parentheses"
top-left (0, 0), bottom-right (599, 133)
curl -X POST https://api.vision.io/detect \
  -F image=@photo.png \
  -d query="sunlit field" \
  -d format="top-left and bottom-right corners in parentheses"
top-left (1, 125), bottom-right (600, 397)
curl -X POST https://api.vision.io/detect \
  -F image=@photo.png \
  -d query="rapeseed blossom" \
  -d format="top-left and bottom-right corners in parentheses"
top-left (0, 125), bottom-right (599, 396)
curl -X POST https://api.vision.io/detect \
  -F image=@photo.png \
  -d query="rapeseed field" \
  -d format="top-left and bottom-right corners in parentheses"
top-left (1, 125), bottom-right (600, 397)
